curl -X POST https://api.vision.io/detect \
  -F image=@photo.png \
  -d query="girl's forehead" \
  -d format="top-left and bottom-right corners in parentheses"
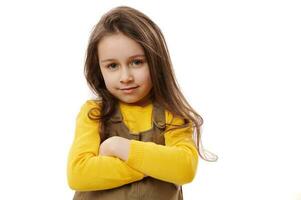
top-left (97, 33), bottom-right (145, 60)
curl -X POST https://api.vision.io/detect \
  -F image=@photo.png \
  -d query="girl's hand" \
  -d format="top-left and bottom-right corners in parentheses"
top-left (99, 136), bottom-right (131, 161)
top-left (99, 137), bottom-right (115, 156)
top-left (99, 136), bottom-right (148, 177)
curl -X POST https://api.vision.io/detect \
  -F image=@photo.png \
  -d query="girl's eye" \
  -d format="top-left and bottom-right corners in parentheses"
top-left (107, 63), bottom-right (118, 70)
top-left (131, 59), bottom-right (144, 66)
top-left (105, 59), bottom-right (145, 70)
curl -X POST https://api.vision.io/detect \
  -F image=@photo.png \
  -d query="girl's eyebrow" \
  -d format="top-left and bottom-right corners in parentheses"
top-left (101, 54), bottom-right (145, 63)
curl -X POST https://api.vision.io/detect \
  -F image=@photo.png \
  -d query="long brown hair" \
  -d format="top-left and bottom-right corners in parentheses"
top-left (84, 6), bottom-right (217, 162)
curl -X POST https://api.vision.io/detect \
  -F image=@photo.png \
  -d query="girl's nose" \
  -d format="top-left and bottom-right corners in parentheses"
top-left (120, 67), bottom-right (134, 83)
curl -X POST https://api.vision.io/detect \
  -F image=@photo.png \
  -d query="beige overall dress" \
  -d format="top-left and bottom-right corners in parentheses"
top-left (73, 101), bottom-right (183, 200)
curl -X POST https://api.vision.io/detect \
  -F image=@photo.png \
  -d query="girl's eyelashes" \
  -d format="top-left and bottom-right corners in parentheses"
top-left (105, 59), bottom-right (145, 70)
top-left (131, 59), bottom-right (144, 66)
top-left (106, 63), bottom-right (118, 70)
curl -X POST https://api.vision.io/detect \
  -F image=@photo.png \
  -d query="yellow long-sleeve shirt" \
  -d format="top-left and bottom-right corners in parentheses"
top-left (67, 100), bottom-right (199, 191)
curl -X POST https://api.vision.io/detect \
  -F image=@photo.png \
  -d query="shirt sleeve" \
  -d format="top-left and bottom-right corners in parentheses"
top-left (125, 111), bottom-right (199, 186)
top-left (67, 100), bottom-right (144, 191)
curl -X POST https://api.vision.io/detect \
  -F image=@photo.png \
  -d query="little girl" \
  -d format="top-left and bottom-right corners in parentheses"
top-left (67, 6), bottom-right (218, 200)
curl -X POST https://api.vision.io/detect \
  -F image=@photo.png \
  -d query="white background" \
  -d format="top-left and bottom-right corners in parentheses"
top-left (0, 0), bottom-right (300, 199)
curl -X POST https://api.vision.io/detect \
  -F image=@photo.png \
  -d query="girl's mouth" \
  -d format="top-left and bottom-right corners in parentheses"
top-left (120, 86), bottom-right (139, 94)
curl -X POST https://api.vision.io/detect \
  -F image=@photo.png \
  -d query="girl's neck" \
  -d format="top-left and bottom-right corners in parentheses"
top-left (119, 94), bottom-right (153, 108)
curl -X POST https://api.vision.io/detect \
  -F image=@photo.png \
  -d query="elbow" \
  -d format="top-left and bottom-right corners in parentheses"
top-left (178, 151), bottom-right (199, 185)
top-left (184, 167), bottom-right (197, 184)
top-left (67, 166), bottom-right (91, 191)
top-left (67, 158), bottom-right (90, 191)
top-left (67, 166), bottom-right (82, 191)
top-left (178, 168), bottom-right (197, 185)
top-left (67, 177), bottom-right (77, 190)
top-left (174, 173), bottom-right (195, 186)
top-left (67, 149), bottom-right (100, 191)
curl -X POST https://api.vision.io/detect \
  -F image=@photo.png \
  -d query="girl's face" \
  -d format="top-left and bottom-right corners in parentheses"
top-left (97, 33), bottom-right (153, 106)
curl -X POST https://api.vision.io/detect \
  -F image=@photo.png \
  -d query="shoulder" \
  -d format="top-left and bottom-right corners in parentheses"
top-left (85, 99), bottom-right (102, 108)
top-left (163, 110), bottom-right (194, 145)
top-left (165, 109), bottom-right (185, 126)
top-left (164, 109), bottom-right (193, 131)
top-left (80, 99), bottom-right (102, 110)
top-left (76, 99), bottom-right (102, 122)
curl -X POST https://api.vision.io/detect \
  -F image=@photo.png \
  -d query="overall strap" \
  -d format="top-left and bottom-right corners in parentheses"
top-left (108, 104), bottom-right (123, 123)
top-left (152, 101), bottom-right (166, 132)
top-left (107, 101), bottom-right (167, 134)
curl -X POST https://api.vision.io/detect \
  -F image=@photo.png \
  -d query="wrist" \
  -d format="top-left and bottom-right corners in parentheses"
top-left (112, 136), bottom-right (131, 161)
top-left (108, 136), bottom-right (120, 156)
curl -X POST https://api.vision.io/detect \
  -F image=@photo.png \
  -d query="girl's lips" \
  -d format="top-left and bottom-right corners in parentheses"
top-left (120, 86), bottom-right (139, 90)
top-left (120, 86), bottom-right (139, 94)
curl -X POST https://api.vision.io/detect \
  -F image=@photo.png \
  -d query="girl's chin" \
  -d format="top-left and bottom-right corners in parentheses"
top-left (119, 96), bottom-right (151, 106)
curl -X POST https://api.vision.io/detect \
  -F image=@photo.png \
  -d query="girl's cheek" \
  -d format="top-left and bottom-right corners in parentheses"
top-left (141, 69), bottom-right (151, 82)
